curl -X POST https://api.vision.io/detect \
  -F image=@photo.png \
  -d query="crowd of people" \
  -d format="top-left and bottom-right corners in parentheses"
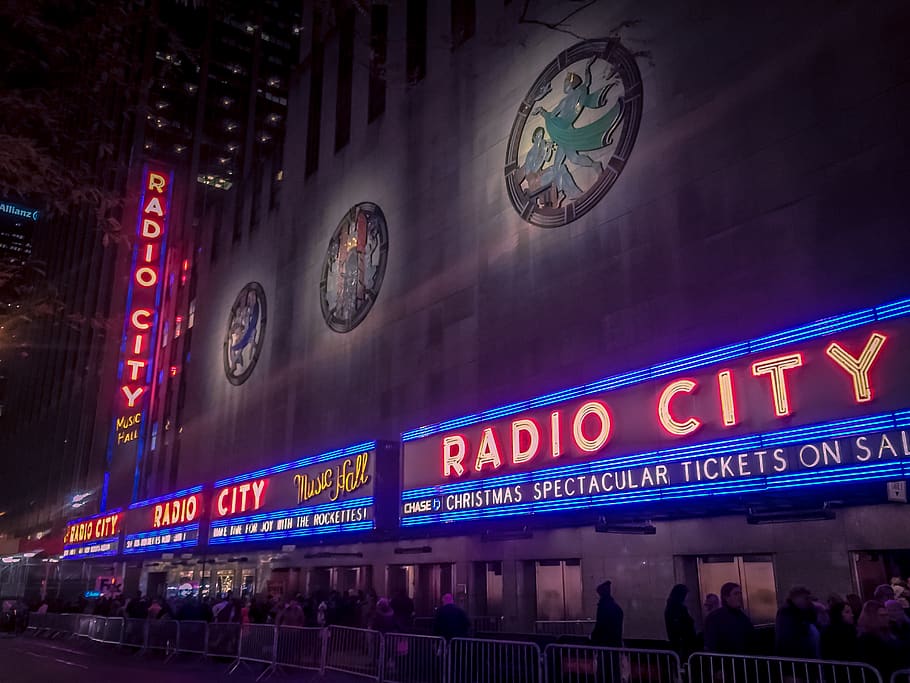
top-left (34, 586), bottom-right (473, 640)
top-left (25, 575), bottom-right (910, 677)
top-left (655, 579), bottom-right (910, 678)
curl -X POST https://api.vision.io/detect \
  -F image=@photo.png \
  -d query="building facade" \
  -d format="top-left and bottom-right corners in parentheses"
top-left (52, 0), bottom-right (910, 639)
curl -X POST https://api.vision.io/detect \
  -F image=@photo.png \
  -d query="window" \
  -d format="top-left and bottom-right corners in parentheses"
top-left (368, 4), bottom-right (388, 122)
top-left (305, 11), bottom-right (325, 177)
top-left (406, 0), bottom-right (427, 85)
top-left (335, 8), bottom-right (355, 151)
top-left (451, 0), bottom-right (475, 49)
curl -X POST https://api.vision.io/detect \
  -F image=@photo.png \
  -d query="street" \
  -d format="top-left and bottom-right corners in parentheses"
top-left (0, 635), bottom-right (355, 683)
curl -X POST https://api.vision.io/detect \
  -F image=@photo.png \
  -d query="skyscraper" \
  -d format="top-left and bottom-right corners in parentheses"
top-left (0, 0), bottom-right (302, 537)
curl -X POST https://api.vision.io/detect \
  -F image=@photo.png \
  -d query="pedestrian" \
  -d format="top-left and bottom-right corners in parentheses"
top-left (884, 599), bottom-right (910, 648)
top-left (846, 593), bottom-right (864, 622)
top-left (433, 593), bottom-right (470, 641)
top-left (277, 597), bottom-right (305, 627)
top-left (704, 582), bottom-right (754, 655)
top-left (873, 584), bottom-right (895, 602)
top-left (591, 580), bottom-right (624, 648)
top-left (857, 600), bottom-right (902, 678)
top-left (775, 586), bottom-right (818, 659)
top-left (821, 601), bottom-right (858, 661)
top-left (703, 593), bottom-right (720, 617)
top-left (390, 591), bottom-right (415, 631)
top-left (371, 598), bottom-right (397, 633)
top-left (664, 584), bottom-right (696, 659)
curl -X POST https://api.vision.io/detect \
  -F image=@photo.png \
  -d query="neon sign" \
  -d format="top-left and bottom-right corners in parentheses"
top-left (399, 296), bottom-right (910, 525)
top-left (209, 442), bottom-right (397, 545)
top-left (103, 165), bottom-right (174, 507)
top-left (62, 511), bottom-right (123, 559)
top-left (123, 485), bottom-right (203, 554)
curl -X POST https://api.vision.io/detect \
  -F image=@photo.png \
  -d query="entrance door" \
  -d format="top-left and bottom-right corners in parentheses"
top-left (697, 554), bottom-right (778, 625)
top-left (534, 559), bottom-right (583, 621)
top-left (414, 564), bottom-right (454, 616)
top-left (473, 561), bottom-right (503, 616)
top-left (146, 571), bottom-right (167, 599)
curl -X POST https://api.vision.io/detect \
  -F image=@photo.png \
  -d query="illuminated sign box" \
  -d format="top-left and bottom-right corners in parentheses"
top-left (62, 510), bottom-right (124, 560)
top-left (400, 297), bottom-right (910, 526)
top-left (209, 441), bottom-right (399, 546)
top-left (123, 485), bottom-right (204, 554)
top-left (104, 164), bottom-right (175, 508)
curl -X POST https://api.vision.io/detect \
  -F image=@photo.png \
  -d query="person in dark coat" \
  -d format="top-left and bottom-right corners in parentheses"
top-left (371, 598), bottom-right (398, 633)
top-left (665, 584), bottom-right (696, 659)
top-left (821, 601), bottom-right (858, 661)
top-left (775, 586), bottom-right (819, 659)
top-left (857, 600), bottom-right (903, 678)
top-left (591, 580), bottom-right (624, 647)
top-left (433, 593), bottom-right (469, 641)
top-left (703, 582), bottom-right (754, 655)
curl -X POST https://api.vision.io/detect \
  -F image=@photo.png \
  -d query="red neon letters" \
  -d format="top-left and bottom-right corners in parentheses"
top-left (64, 513), bottom-right (122, 545)
top-left (153, 494), bottom-right (199, 529)
top-left (441, 332), bottom-right (889, 479)
top-left (215, 480), bottom-right (267, 517)
top-left (119, 169), bottom-right (170, 410)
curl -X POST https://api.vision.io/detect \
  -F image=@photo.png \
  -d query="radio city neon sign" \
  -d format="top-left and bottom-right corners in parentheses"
top-left (153, 493), bottom-right (199, 528)
top-left (442, 331), bottom-right (888, 478)
top-left (215, 480), bottom-right (267, 517)
top-left (119, 169), bottom-right (172, 410)
top-left (64, 513), bottom-right (122, 545)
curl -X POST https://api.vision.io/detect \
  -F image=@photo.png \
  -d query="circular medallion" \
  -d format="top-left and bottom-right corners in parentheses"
top-left (320, 202), bottom-right (389, 333)
top-left (504, 38), bottom-right (643, 228)
top-left (223, 282), bottom-right (267, 385)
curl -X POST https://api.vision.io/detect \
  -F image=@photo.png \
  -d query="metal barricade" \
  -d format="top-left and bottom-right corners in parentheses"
top-left (892, 671), bottom-right (910, 683)
top-left (687, 652), bottom-right (884, 683)
top-left (381, 632), bottom-right (446, 683)
top-left (88, 616), bottom-right (107, 643)
top-left (75, 614), bottom-right (93, 639)
top-left (102, 616), bottom-right (124, 645)
top-left (25, 612), bottom-right (47, 635)
top-left (206, 622), bottom-right (242, 659)
top-left (325, 625), bottom-right (382, 680)
top-left (175, 620), bottom-right (208, 656)
top-left (534, 620), bottom-right (596, 636)
top-left (56, 613), bottom-right (79, 638)
top-left (145, 619), bottom-right (178, 659)
top-left (275, 626), bottom-right (324, 673)
top-left (121, 617), bottom-right (148, 649)
top-left (545, 643), bottom-right (681, 683)
top-left (447, 637), bottom-right (542, 683)
top-left (228, 623), bottom-right (278, 679)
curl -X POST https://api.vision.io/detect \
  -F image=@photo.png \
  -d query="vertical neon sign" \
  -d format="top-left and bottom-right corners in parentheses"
top-left (103, 165), bottom-right (174, 509)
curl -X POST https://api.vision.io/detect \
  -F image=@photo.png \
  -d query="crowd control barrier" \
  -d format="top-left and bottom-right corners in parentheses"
top-left (545, 643), bottom-right (682, 683)
top-left (534, 620), bottom-right (596, 637)
top-left (175, 620), bottom-right (207, 656)
top-left (447, 637), bottom-right (542, 683)
top-left (145, 619), bottom-right (178, 659)
top-left (22, 616), bottom-right (905, 683)
top-left (688, 652), bottom-right (884, 683)
top-left (381, 632), bottom-right (446, 683)
top-left (102, 616), bottom-right (124, 645)
top-left (229, 623), bottom-right (278, 680)
top-left (205, 622), bottom-right (241, 659)
top-left (325, 625), bottom-right (382, 680)
top-left (275, 625), bottom-right (324, 673)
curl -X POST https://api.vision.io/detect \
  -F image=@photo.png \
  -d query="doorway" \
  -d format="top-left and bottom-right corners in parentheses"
top-left (532, 559), bottom-right (584, 621)
top-left (697, 554), bottom-right (778, 625)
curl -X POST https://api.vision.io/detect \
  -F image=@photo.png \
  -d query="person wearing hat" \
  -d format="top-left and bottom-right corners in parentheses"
top-left (591, 580), bottom-right (624, 647)
top-left (369, 598), bottom-right (396, 633)
top-left (775, 586), bottom-right (819, 659)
